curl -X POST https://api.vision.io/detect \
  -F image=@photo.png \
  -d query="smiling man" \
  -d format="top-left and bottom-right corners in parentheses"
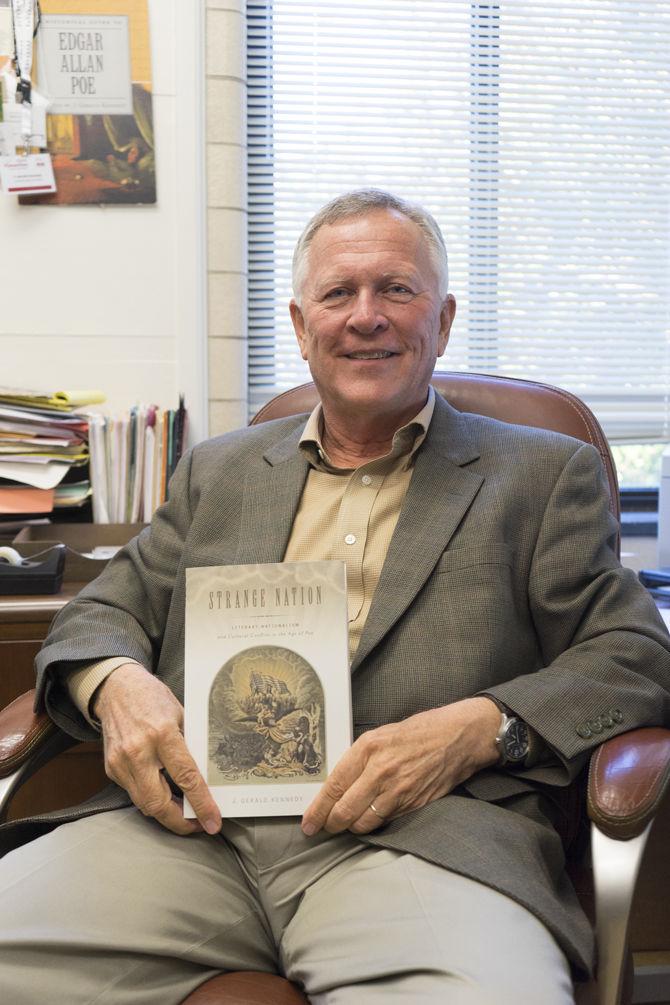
top-left (1, 190), bottom-right (670, 1005)
top-left (289, 205), bottom-right (456, 462)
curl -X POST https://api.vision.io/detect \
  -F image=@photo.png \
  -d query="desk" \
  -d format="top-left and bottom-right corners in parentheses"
top-left (0, 586), bottom-right (108, 821)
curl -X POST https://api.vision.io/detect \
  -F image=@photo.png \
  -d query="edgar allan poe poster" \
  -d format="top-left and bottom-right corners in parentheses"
top-left (184, 561), bottom-right (352, 818)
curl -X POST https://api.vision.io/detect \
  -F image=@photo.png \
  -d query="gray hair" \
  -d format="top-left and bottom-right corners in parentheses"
top-left (291, 188), bottom-right (449, 304)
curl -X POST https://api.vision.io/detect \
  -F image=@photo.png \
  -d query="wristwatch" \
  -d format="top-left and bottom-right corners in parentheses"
top-left (494, 711), bottom-right (542, 767)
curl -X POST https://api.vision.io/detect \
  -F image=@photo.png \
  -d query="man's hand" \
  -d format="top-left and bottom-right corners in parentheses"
top-left (301, 696), bottom-right (501, 836)
top-left (94, 663), bottom-right (222, 837)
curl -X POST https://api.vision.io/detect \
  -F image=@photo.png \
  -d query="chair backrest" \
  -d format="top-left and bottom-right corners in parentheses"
top-left (252, 370), bottom-right (620, 532)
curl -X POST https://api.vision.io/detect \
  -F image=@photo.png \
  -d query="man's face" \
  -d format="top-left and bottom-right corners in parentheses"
top-left (290, 209), bottom-right (456, 425)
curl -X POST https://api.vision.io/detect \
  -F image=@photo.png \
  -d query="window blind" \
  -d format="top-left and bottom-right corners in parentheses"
top-left (247, 1), bottom-right (670, 442)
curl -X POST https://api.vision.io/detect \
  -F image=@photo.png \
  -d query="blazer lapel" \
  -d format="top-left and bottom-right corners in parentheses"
top-left (234, 422), bottom-right (311, 565)
top-left (352, 396), bottom-right (484, 671)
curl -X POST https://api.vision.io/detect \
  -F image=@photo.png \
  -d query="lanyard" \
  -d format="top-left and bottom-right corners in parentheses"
top-left (10, 0), bottom-right (41, 147)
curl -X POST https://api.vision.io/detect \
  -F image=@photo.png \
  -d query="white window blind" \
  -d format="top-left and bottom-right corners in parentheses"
top-left (247, 1), bottom-right (670, 442)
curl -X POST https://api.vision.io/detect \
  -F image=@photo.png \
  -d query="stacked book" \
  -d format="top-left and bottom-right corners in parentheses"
top-left (88, 397), bottom-right (187, 523)
top-left (0, 387), bottom-right (101, 528)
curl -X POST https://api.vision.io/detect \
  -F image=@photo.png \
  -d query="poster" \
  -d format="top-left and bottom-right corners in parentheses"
top-left (22, 0), bottom-right (156, 205)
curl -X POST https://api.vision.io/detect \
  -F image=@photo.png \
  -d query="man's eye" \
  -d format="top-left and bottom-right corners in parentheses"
top-left (387, 285), bottom-right (413, 298)
top-left (324, 288), bottom-right (349, 300)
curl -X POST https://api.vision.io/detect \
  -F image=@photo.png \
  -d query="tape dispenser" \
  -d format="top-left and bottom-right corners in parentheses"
top-left (0, 544), bottom-right (66, 595)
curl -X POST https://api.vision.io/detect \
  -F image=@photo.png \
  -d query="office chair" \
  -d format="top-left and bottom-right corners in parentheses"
top-left (1, 372), bottom-right (669, 1005)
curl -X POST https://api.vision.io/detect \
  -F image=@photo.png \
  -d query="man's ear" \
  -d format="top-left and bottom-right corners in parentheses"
top-left (437, 294), bottom-right (457, 357)
top-left (290, 299), bottom-right (309, 360)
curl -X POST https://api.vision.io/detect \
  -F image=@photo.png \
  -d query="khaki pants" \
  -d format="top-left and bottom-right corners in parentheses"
top-left (0, 807), bottom-right (574, 1004)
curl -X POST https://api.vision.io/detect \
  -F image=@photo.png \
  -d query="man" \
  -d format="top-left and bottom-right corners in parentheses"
top-left (1, 189), bottom-right (669, 1004)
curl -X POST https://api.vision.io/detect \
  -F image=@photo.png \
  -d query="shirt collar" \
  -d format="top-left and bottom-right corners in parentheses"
top-left (299, 386), bottom-right (436, 473)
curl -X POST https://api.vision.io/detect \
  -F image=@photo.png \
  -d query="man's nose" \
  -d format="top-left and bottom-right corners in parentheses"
top-left (347, 291), bottom-right (389, 334)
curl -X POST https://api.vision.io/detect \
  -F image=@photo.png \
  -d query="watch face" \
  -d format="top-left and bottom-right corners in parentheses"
top-left (504, 719), bottom-right (529, 762)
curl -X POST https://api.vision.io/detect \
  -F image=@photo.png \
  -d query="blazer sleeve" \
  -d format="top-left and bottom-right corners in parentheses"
top-left (33, 448), bottom-right (195, 741)
top-left (483, 442), bottom-right (670, 784)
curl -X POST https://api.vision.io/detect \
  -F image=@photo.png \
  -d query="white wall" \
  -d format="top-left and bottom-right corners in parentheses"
top-left (0, 0), bottom-right (210, 444)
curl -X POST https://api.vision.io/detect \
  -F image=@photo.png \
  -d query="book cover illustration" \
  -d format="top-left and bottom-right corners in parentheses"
top-left (185, 560), bottom-right (351, 817)
top-left (208, 645), bottom-right (326, 785)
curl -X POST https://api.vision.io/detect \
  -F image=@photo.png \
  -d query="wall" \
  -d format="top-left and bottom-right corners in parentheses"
top-left (205, 0), bottom-right (248, 436)
top-left (0, 0), bottom-right (210, 444)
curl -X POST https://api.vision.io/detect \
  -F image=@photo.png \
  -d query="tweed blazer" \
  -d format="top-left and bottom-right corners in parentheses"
top-left (7, 393), bottom-right (670, 977)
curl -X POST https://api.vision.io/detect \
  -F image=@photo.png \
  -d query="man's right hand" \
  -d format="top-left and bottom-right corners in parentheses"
top-left (93, 663), bottom-right (222, 837)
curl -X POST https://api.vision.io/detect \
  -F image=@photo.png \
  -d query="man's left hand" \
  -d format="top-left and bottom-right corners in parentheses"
top-left (301, 696), bottom-right (501, 836)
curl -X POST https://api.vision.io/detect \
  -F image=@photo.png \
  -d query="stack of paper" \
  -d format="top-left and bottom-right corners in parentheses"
top-left (54, 481), bottom-right (93, 509)
top-left (0, 388), bottom-right (187, 529)
top-left (89, 397), bottom-right (187, 524)
top-left (0, 388), bottom-right (106, 412)
top-left (0, 388), bottom-right (103, 525)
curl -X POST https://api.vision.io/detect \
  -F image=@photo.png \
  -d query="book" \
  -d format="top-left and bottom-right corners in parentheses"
top-left (85, 402), bottom-right (186, 524)
top-left (184, 560), bottom-right (352, 818)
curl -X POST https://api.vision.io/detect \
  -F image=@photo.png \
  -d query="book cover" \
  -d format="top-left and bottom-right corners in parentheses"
top-left (184, 560), bottom-right (351, 818)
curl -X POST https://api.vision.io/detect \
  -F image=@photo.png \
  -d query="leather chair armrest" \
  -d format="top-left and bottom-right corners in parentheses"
top-left (0, 690), bottom-right (59, 778)
top-left (587, 727), bottom-right (670, 840)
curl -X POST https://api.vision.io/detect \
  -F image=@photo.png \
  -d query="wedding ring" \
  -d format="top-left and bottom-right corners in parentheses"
top-left (368, 801), bottom-right (385, 820)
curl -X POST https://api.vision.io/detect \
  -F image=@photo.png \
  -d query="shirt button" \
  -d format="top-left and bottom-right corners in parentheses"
top-left (361, 474), bottom-right (372, 485)
top-left (344, 534), bottom-right (356, 545)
